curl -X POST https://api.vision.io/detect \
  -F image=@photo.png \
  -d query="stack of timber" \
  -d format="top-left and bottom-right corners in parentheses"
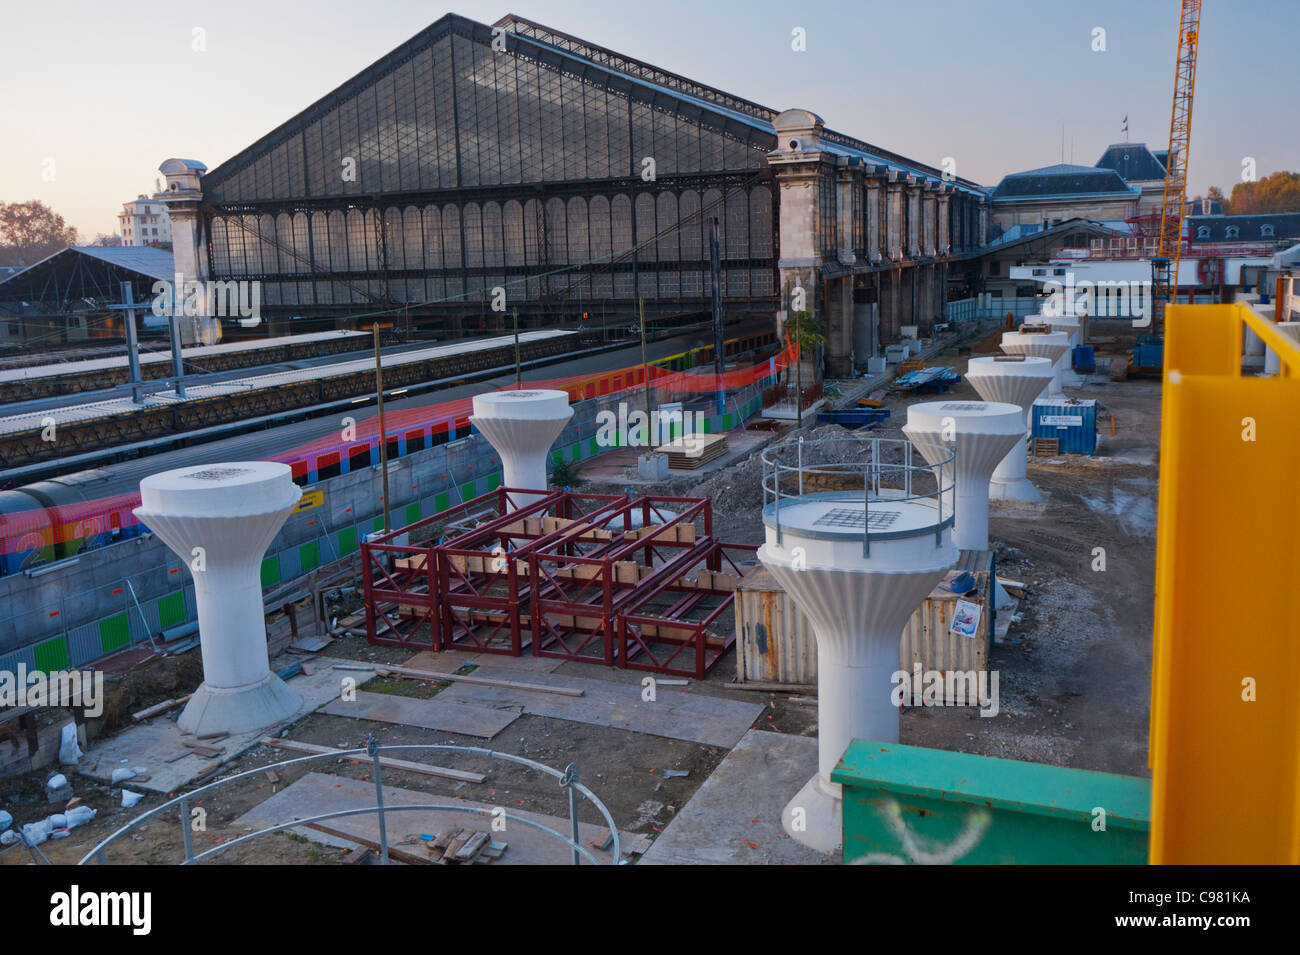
top-left (659, 433), bottom-right (727, 470)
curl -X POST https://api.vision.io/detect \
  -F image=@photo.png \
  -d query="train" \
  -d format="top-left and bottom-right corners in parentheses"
top-left (0, 327), bottom-right (777, 576)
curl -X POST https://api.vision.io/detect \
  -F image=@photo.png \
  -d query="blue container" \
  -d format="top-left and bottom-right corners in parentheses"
top-left (1072, 344), bottom-right (1095, 373)
top-left (1032, 398), bottom-right (1098, 454)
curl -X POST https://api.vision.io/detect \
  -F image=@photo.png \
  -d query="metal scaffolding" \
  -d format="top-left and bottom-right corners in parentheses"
top-left (362, 486), bottom-right (756, 678)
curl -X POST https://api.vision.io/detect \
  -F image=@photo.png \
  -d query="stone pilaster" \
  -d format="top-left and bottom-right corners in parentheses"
top-left (835, 158), bottom-right (860, 266)
top-left (158, 158), bottom-right (219, 345)
top-left (922, 182), bottom-right (937, 258)
top-left (906, 177), bottom-right (922, 259)
top-left (865, 168), bottom-right (885, 264)
top-left (886, 171), bottom-right (905, 262)
top-left (937, 187), bottom-right (952, 256)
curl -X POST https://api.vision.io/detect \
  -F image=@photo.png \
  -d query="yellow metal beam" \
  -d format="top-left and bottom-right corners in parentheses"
top-left (1150, 303), bottom-right (1300, 863)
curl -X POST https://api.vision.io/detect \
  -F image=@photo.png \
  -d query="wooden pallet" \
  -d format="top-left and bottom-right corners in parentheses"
top-left (1032, 437), bottom-right (1060, 456)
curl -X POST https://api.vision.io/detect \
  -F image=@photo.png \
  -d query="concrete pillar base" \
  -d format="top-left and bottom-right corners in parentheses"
top-left (781, 773), bottom-right (843, 855)
top-left (989, 476), bottom-right (1044, 503)
top-left (177, 673), bottom-right (303, 736)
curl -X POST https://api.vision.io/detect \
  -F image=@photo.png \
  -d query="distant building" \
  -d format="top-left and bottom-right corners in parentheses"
top-left (118, 195), bottom-right (172, 247)
top-left (989, 142), bottom-right (1175, 232)
top-left (988, 163), bottom-right (1140, 231)
top-left (1186, 213), bottom-right (1300, 246)
top-left (976, 217), bottom-right (1119, 305)
top-left (1094, 143), bottom-right (1168, 216)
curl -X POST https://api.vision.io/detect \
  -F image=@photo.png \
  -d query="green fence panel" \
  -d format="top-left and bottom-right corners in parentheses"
top-left (157, 592), bottom-right (186, 629)
top-left (99, 614), bottom-right (130, 653)
top-left (299, 540), bottom-right (320, 572)
top-left (33, 636), bottom-right (69, 673)
top-left (260, 556), bottom-right (281, 588)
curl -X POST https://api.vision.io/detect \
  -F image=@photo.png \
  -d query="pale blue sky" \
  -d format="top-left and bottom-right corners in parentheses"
top-left (1, 0), bottom-right (1295, 238)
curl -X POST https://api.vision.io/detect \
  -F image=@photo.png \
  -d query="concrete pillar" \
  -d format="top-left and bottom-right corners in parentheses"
top-left (883, 269), bottom-right (902, 344)
top-left (158, 158), bottom-right (220, 346)
top-left (824, 276), bottom-right (855, 377)
top-left (852, 276), bottom-right (877, 367)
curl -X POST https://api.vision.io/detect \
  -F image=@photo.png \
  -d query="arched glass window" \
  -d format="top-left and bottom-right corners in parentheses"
top-left (1196, 226), bottom-right (1210, 239)
top-left (1261, 224), bottom-right (1275, 237)
top-left (1225, 226), bottom-right (1240, 238)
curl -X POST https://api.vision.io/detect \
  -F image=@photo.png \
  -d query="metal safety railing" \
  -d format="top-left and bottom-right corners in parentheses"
top-left (761, 436), bottom-right (956, 557)
top-left (78, 737), bottom-right (622, 866)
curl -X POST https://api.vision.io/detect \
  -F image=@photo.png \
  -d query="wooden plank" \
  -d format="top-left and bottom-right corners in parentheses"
top-left (181, 741), bottom-right (224, 758)
top-left (729, 680), bottom-right (818, 694)
top-left (303, 821), bottom-right (433, 866)
top-left (453, 831), bottom-right (491, 863)
top-left (321, 691), bottom-right (518, 739)
top-left (261, 737), bottom-right (486, 784)
top-left (366, 663), bottom-right (584, 698)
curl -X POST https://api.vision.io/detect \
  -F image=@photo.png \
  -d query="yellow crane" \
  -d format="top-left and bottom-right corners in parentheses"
top-left (1150, 0), bottom-right (1203, 340)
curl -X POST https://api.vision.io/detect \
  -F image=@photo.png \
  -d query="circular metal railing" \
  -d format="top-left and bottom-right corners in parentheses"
top-left (760, 436), bottom-right (955, 554)
top-left (77, 738), bottom-right (622, 866)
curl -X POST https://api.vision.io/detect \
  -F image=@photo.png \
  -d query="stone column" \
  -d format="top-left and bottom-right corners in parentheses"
top-left (865, 169), bottom-right (884, 264)
top-left (158, 158), bottom-right (220, 345)
top-left (922, 183), bottom-right (938, 258)
top-left (906, 178), bottom-right (922, 259)
top-left (835, 159), bottom-right (860, 267)
top-left (769, 110), bottom-right (830, 381)
top-left (886, 172), bottom-right (904, 262)
top-left (938, 187), bottom-right (952, 256)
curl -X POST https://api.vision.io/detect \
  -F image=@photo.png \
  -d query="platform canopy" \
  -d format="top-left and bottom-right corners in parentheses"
top-left (0, 245), bottom-right (174, 319)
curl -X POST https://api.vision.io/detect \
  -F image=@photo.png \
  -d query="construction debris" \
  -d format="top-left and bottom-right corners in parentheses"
top-left (131, 696), bottom-right (191, 722)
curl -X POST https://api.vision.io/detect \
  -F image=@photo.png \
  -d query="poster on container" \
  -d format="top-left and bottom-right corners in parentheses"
top-left (950, 599), bottom-right (983, 638)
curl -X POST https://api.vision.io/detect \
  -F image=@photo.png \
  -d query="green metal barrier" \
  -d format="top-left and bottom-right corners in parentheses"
top-left (833, 741), bottom-right (1150, 864)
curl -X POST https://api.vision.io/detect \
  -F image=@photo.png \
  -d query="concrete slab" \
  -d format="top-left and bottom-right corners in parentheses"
top-left (436, 667), bottom-right (762, 748)
top-left (80, 659), bottom-right (376, 793)
top-left (233, 771), bottom-right (650, 864)
top-left (639, 729), bottom-right (831, 865)
top-left (321, 690), bottom-right (518, 739)
top-left (402, 649), bottom-right (564, 674)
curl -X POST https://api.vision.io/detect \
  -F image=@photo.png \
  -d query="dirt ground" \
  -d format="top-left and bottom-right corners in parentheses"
top-left (3, 318), bottom-right (1162, 864)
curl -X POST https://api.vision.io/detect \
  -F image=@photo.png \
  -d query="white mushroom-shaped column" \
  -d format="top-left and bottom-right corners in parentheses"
top-left (965, 356), bottom-right (1056, 502)
top-left (470, 389), bottom-right (573, 509)
top-left (134, 462), bottom-right (303, 734)
top-left (903, 400), bottom-right (1026, 551)
top-left (757, 437), bottom-right (957, 853)
top-left (1000, 329), bottom-right (1072, 395)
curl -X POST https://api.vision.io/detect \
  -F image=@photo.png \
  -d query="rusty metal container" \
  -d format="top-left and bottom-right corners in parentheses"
top-left (734, 565), bottom-right (819, 685)
top-left (735, 550), bottom-right (993, 699)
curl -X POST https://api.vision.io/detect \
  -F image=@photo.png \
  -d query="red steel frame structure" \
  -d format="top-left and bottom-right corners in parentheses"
top-left (361, 487), bottom-right (756, 678)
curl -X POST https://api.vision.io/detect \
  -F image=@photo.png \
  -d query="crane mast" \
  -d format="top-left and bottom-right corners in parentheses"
top-left (1152, 0), bottom-right (1203, 336)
